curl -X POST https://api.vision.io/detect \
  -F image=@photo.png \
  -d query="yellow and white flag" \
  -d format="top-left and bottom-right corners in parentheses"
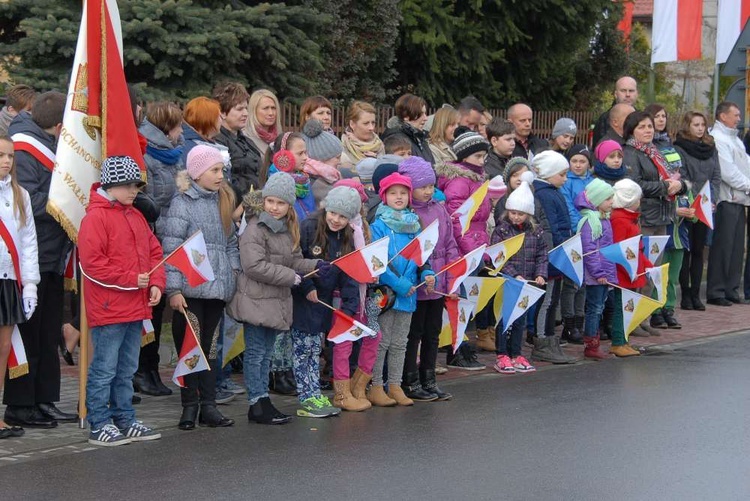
top-left (645, 264), bottom-right (669, 305)
top-left (463, 276), bottom-right (505, 313)
top-left (620, 287), bottom-right (663, 341)
top-left (451, 181), bottom-right (489, 236)
top-left (222, 314), bottom-right (245, 368)
top-left (485, 233), bottom-right (525, 271)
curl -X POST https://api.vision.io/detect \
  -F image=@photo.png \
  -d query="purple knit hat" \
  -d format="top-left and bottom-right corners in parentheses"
top-left (398, 156), bottom-right (436, 189)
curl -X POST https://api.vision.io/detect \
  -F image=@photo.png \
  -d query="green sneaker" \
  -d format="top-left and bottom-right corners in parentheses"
top-left (297, 396), bottom-right (340, 418)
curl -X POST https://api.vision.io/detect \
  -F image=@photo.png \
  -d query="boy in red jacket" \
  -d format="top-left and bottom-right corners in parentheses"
top-left (79, 156), bottom-right (165, 446)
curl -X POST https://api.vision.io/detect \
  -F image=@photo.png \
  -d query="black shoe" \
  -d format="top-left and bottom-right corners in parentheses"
top-left (727, 297), bottom-right (750, 304)
top-left (680, 295), bottom-right (694, 310)
top-left (662, 309), bottom-right (681, 329)
top-left (133, 370), bottom-right (161, 396)
top-left (178, 405), bottom-right (198, 430)
top-left (691, 296), bottom-right (705, 311)
top-left (282, 370), bottom-right (298, 396)
top-left (132, 395), bottom-right (141, 405)
top-left (319, 379), bottom-right (332, 391)
top-left (248, 397), bottom-right (292, 425)
top-left (58, 334), bottom-right (75, 366)
top-left (269, 371), bottom-right (296, 396)
top-left (447, 344), bottom-right (486, 371)
top-left (198, 405), bottom-right (234, 427)
top-left (4, 406), bottom-right (57, 429)
top-left (37, 403), bottom-right (77, 423)
top-left (707, 298), bottom-right (733, 307)
top-left (561, 318), bottom-right (584, 345)
top-left (149, 370), bottom-right (173, 396)
top-left (650, 313), bottom-right (667, 328)
top-left (420, 369), bottom-right (452, 401)
top-left (401, 372), bottom-right (438, 401)
top-left (525, 331), bottom-right (535, 346)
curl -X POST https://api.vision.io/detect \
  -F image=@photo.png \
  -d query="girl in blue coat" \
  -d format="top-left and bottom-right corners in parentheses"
top-left (368, 173), bottom-right (435, 407)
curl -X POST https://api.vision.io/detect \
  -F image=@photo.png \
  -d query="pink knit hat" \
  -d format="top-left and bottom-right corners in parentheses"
top-left (594, 140), bottom-right (623, 163)
top-left (488, 175), bottom-right (508, 200)
top-left (378, 172), bottom-right (412, 202)
top-left (334, 178), bottom-right (368, 204)
top-left (186, 145), bottom-right (224, 180)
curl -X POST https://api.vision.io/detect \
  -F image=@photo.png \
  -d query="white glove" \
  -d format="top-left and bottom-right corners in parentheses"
top-left (294, 274), bottom-right (302, 286)
top-left (23, 284), bottom-right (37, 319)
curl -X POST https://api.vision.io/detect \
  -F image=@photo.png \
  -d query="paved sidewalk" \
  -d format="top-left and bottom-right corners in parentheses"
top-left (2, 301), bottom-right (749, 465)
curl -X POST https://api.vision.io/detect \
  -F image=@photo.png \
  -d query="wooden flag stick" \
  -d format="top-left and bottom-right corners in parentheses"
top-left (315, 299), bottom-right (337, 311)
top-left (582, 250), bottom-right (599, 257)
top-left (147, 229), bottom-right (202, 276)
top-left (78, 280), bottom-right (88, 429)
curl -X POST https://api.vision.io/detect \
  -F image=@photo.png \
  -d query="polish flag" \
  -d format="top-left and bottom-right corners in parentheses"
top-left (327, 309), bottom-right (377, 344)
top-left (443, 244), bottom-right (486, 294)
top-left (440, 297), bottom-right (476, 352)
top-left (172, 311), bottom-right (210, 387)
top-left (651, 0), bottom-right (703, 64)
top-left (141, 319), bottom-right (155, 347)
top-left (7, 326), bottom-right (28, 379)
top-left (717, 0), bottom-right (750, 64)
top-left (334, 237), bottom-right (389, 283)
top-left (165, 230), bottom-right (215, 287)
top-left (691, 181), bottom-right (713, 229)
top-left (397, 220), bottom-right (439, 267)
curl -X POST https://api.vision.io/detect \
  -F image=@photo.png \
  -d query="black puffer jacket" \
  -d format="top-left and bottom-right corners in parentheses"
top-left (215, 126), bottom-right (262, 195)
top-left (624, 145), bottom-right (685, 227)
top-left (382, 117), bottom-right (435, 166)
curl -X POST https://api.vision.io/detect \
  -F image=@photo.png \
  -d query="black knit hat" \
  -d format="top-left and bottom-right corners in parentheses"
top-left (372, 155), bottom-right (403, 192)
top-left (565, 144), bottom-right (591, 163)
top-left (101, 155), bottom-right (145, 189)
top-left (450, 131), bottom-right (490, 161)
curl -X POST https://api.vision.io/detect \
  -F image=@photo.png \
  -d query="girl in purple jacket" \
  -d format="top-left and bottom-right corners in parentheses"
top-left (399, 157), bottom-right (461, 401)
top-left (575, 179), bottom-right (617, 361)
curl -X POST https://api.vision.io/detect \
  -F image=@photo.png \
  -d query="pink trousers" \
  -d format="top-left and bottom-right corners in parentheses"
top-left (332, 331), bottom-right (382, 380)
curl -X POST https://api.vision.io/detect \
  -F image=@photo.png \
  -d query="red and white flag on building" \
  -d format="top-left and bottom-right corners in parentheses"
top-left (691, 181), bottom-right (714, 229)
top-left (651, 0), bottom-right (703, 64)
top-left (8, 326), bottom-right (28, 379)
top-left (165, 230), bottom-right (215, 287)
top-left (717, 0), bottom-right (750, 64)
top-left (47, 0), bottom-right (146, 243)
top-left (396, 220), bottom-right (439, 267)
top-left (443, 244), bottom-right (486, 294)
top-left (327, 309), bottom-right (377, 344)
top-left (333, 237), bottom-right (389, 284)
top-left (172, 312), bottom-right (210, 388)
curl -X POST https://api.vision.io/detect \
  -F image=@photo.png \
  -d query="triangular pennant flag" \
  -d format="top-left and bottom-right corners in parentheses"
top-left (172, 311), bottom-right (210, 387)
top-left (397, 220), bottom-right (439, 267)
top-left (166, 230), bottom-right (215, 287)
top-left (8, 326), bottom-right (28, 379)
top-left (620, 287), bottom-right (664, 341)
top-left (493, 281), bottom-right (505, 327)
top-left (451, 181), bottom-right (489, 236)
top-left (691, 181), bottom-right (713, 229)
top-left (548, 234), bottom-right (584, 286)
top-left (463, 276), bottom-right (505, 313)
top-left (141, 319), bottom-right (155, 347)
top-left (327, 309), bottom-right (378, 344)
top-left (645, 263), bottom-right (669, 305)
top-left (222, 314), bottom-right (245, 368)
top-left (642, 235), bottom-right (670, 266)
top-left (438, 297), bottom-right (476, 351)
top-left (499, 276), bottom-right (546, 333)
top-left (599, 235), bottom-right (640, 281)
top-left (334, 237), bottom-right (389, 283)
top-left (485, 233), bottom-right (525, 271)
top-left (443, 244), bottom-right (486, 294)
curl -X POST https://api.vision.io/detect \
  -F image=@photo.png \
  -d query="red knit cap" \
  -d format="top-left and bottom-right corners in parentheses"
top-left (378, 172), bottom-right (412, 202)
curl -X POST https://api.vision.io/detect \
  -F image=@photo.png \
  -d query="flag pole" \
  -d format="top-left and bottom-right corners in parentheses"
top-left (315, 299), bottom-right (337, 312)
top-left (546, 234), bottom-right (578, 253)
top-left (147, 229), bottom-right (202, 276)
top-left (78, 279), bottom-right (88, 428)
top-left (415, 256), bottom-right (465, 288)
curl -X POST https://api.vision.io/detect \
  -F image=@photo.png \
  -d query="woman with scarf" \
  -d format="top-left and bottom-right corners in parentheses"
top-left (244, 89), bottom-right (283, 157)
top-left (673, 111), bottom-right (721, 311)
top-left (428, 107), bottom-right (459, 172)
top-left (623, 110), bottom-right (686, 328)
top-left (381, 94), bottom-right (435, 166)
top-left (340, 101), bottom-right (384, 170)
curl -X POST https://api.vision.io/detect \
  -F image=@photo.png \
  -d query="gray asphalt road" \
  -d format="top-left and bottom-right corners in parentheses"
top-left (2, 333), bottom-right (749, 500)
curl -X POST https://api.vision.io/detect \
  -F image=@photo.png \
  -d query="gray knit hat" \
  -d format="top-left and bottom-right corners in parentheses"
top-left (323, 186), bottom-right (362, 220)
top-left (101, 155), bottom-right (145, 189)
top-left (262, 172), bottom-right (296, 206)
top-left (303, 119), bottom-right (343, 161)
top-left (450, 131), bottom-right (489, 161)
top-left (551, 117), bottom-right (577, 139)
top-left (503, 157), bottom-right (531, 184)
top-left (355, 157), bottom-right (378, 183)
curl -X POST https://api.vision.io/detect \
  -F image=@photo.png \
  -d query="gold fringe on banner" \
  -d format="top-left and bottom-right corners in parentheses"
top-left (46, 200), bottom-right (80, 245)
top-left (64, 277), bottom-right (79, 294)
top-left (9, 363), bottom-right (29, 379)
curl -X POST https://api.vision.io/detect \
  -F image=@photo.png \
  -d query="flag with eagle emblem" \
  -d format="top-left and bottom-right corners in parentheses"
top-left (165, 230), bottom-right (215, 287)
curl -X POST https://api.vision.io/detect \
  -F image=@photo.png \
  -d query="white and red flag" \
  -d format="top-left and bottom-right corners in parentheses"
top-left (172, 311), bottom-right (210, 387)
top-left (443, 244), bottom-right (486, 294)
top-left (165, 230), bottom-right (215, 287)
top-left (8, 326), bottom-right (28, 379)
top-left (396, 220), bottom-right (439, 267)
top-left (439, 297), bottom-right (476, 352)
top-left (327, 309), bottom-right (378, 344)
top-left (691, 181), bottom-right (713, 229)
top-left (333, 237), bottom-right (389, 283)
top-left (717, 0), bottom-right (750, 64)
top-left (651, 0), bottom-right (703, 64)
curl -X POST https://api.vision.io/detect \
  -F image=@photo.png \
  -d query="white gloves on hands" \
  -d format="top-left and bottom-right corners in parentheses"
top-left (294, 274), bottom-right (302, 286)
top-left (23, 283), bottom-right (37, 319)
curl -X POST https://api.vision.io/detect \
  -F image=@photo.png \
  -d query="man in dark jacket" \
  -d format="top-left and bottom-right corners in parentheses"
top-left (592, 76), bottom-right (639, 147)
top-left (507, 103), bottom-right (548, 160)
top-left (598, 103), bottom-right (635, 148)
top-left (5, 92), bottom-right (76, 428)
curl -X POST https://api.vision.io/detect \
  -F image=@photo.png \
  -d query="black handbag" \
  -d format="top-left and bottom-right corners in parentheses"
top-left (367, 283), bottom-right (396, 314)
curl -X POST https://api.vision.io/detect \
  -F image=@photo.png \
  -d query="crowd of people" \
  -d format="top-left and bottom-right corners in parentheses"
top-left (0, 75), bottom-right (745, 447)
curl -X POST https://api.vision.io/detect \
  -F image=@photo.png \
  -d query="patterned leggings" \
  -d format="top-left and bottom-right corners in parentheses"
top-left (291, 329), bottom-right (322, 403)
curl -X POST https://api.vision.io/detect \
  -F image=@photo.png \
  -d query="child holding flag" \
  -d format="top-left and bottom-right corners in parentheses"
top-left (575, 179), bottom-right (617, 360)
top-left (369, 172), bottom-right (436, 406)
top-left (157, 145), bottom-right (239, 431)
top-left (292, 186), bottom-right (362, 416)
top-left (228, 172), bottom-right (329, 424)
top-left (400, 157), bottom-right (460, 401)
top-left (492, 171), bottom-right (547, 374)
top-left (79, 156), bottom-right (164, 446)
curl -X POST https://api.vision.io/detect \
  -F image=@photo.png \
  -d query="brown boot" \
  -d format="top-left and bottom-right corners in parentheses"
top-left (387, 384), bottom-right (414, 406)
top-left (351, 368), bottom-right (372, 408)
top-left (609, 344), bottom-right (641, 357)
top-left (475, 328), bottom-right (495, 352)
top-left (333, 379), bottom-right (370, 412)
top-left (583, 335), bottom-right (610, 361)
top-left (368, 384), bottom-right (397, 407)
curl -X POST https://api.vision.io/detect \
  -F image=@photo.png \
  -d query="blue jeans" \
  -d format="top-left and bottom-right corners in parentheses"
top-left (243, 323), bottom-right (281, 404)
top-left (584, 285), bottom-right (609, 338)
top-left (86, 321), bottom-right (141, 430)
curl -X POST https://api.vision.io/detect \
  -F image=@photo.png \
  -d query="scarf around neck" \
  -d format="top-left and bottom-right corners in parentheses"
top-left (627, 137), bottom-right (676, 200)
top-left (254, 124), bottom-right (278, 145)
top-left (375, 204), bottom-right (421, 234)
top-left (341, 129), bottom-right (384, 163)
top-left (577, 206), bottom-right (609, 240)
top-left (593, 161), bottom-right (626, 181)
top-left (674, 136), bottom-right (715, 161)
top-left (146, 144), bottom-right (183, 165)
top-left (303, 158), bottom-right (341, 184)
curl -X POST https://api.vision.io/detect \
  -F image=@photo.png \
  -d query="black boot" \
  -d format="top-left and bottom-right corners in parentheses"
top-left (561, 317), bottom-right (583, 345)
top-left (199, 404), bottom-right (234, 427)
top-left (149, 369), bottom-right (173, 396)
top-left (691, 294), bottom-right (705, 311)
top-left (269, 371), bottom-right (296, 396)
top-left (650, 311), bottom-right (667, 328)
top-left (662, 308), bottom-right (681, 329)
top-left (282, 369), bottom-right (298, 396)
top-left (133, 369), bottom-right (160, 396)
top-left (248, 397), bottom-right (292, 425)
top-left (401, 371), bottom-right (438, 401)
top-left (420, 369), bottom-right (452, 401)
top-left (178, 405), bottom-right (198, 430)
top-left (601, 307), bottom-right (614, 341)
top-left (680, 291), bottom-right (694, 310)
